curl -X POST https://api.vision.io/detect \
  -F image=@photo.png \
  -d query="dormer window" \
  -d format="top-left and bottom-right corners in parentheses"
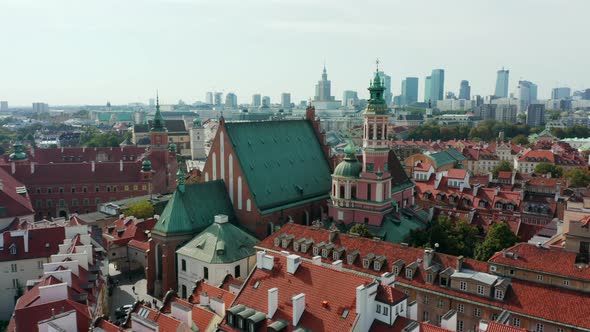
top-left (440, 276), bottom-right (449, 287)
top-left (426, 273), bottom-right (433, 283)
top-left (374, 256), bottom-right (386, 272)
top-left (9, 244), bottom-right (17, 255)
top-left (347, 250), bottom-right (359, 265)
top-left (363, 253), bottom-right (375, 269)
top-left (313, 242), bottom-right (326, 256)
top-left (301, 244), bottom-right (307, 253)
top-left (494, 289), bottom-right (504, 300)
top-left (293, 242), bottom-right (300, 252)
top-left (405, 268), bottom-right (413, 280)
top-left (393, 266), bottom-right (399, 275)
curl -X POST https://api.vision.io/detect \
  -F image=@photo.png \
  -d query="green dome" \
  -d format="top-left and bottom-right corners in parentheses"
top-left (9, 143), bottom-right (27, 161)
top-left (333, 140), bottom-right (362, 178)
top-left (168, 142), bottom-right (177, 153)
top-left (141, 159), bottom-right (152, 172)
top-left (193, 118), bottom-right (202, 127)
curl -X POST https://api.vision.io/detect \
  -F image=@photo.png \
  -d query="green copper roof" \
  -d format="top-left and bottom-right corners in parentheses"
top-left (9, 142), bottom-right (27, 161)
top-left (334, 140), bottom-right (362, 178)
top-left (151, 97), bottom-right (167, 132)
top-left (97, 113), bottom-right (111, 122)
top-left (176, 217), bottom-right (259, 264)
top-left (367, 209), bottom-right (427, 243)
top-left (152, 180), bottom-right (235, 236)
top-left (427, 148), bottom-right (465, 168)
top-left (117, 113), bottom-right (133, 121)
top-left (141, 159), bottom-right (152, 172)
top-left (365, 72), bottom-right (388, 114)
top-left (224, 120), bottom-right (332, 212)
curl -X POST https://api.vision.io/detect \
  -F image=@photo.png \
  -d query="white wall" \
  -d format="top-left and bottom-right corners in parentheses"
top-left (0, 257), bottom-right (49, 320)
top-left (177, 253), bottom-right (253, 294)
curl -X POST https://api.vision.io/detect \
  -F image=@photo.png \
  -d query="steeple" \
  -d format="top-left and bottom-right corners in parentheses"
top-left (322, 64), bottom-right (327, 81)
top-left (151, 92), bottom-right (167, 132)
top-left (365, 62), bottom-right (388, 114)
top-left (176, 164), bottom-right (185, 193)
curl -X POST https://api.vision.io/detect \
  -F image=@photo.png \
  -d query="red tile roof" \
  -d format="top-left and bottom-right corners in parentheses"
top-left (421, 322), bottom-right (453, 332)
top-left (498, 171), bottom-right (512, 179)
top-left (130, 303), bottom-right (184, 332)
top-left (0, 227), bottom-right (65, 262)
top-left (447, 168), bottom-right (467, 179)
top-left (485, 321), bottom-right (527, 332)
top-left (95, 318), bottom-right (124, 332)
top-left (489, 242), bottom-right (590, 280)
top-left (414, 162), bottom-right (432, 172)
top-left (0, 166), bottom-right (34, 219)
top-left (161, 297), bottom-right (216, 332)
top-left (191, 280), bottom-right (236, 310)
top-left (518, 150), bottom-right (554, 163)
top-left (103, 216), bottom-right (155, 247)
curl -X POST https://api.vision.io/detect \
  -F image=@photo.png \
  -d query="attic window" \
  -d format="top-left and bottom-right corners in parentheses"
top-left (341, 309), bottom-right (350, 319)
top-left (494, 289), bottom-right (504, 300)
top-left (405, 268), bottom-right (413, 280)
top-left (9, 244), bottom-right (17, 255)
top-left (253, 281), bottom-right (260, 289)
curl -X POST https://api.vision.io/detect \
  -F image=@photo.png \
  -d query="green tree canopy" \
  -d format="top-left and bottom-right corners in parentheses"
top-left (564, 168), bottom-right (590, 188)
top-left (511, 134), bottom-right (529, 146)
top-left (534, 162), bottom-right (563, 178)
top-left (349, 223), bottom-right (373, 238)
top-left (125, 200), bottom-right (155, 219)
top-left (474, 222), bottom-right (517, 261)
top-left (492, 160), bottom-right (513, 178)
top-left (406, 215), bottom-right (480, 258)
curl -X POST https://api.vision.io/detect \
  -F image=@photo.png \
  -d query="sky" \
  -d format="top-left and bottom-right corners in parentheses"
top-left (1, 0), bottom-right (589, 106)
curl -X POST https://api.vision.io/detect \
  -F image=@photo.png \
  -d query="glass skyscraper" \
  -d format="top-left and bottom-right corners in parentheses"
top-left (402, 77), bottom-right (419, 105)
top-left (495, 68), bottom-right (509, 98)
top-left (430, 69), bottom-right (445, 104)
top-left (424, 76), bottom-right (431, 104)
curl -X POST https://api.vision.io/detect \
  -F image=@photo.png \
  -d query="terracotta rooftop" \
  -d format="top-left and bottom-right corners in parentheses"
top-left (0, 166), bottom-right (34, 220)
top-left (0, 227), bottom-right (65, 262)
top-left (485, 321), bottom-right (527, 332)
top-left (447, 168), bottom-right (467, 179)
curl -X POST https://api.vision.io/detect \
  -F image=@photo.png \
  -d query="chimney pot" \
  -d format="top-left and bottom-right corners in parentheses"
top-left (312, 256), bottom-right (321, 266)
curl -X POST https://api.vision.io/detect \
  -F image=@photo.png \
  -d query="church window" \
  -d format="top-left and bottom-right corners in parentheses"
top-left (133, 185), bottom-right (138, 191)
top-left (142, 185), bottom-right (147, 191)
top-left (125, 185), bottom-right (129, 191)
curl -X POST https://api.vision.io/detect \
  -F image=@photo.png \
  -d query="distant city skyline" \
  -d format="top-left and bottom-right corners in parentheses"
top-left (1, 0), bottom-right (589, 106)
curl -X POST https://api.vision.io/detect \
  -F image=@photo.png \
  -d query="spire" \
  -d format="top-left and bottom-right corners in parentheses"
top-left (343, 139), bottom-right (357, 160)
top-left (322, 63), bottom-right (327, 80)
top-left (151, 91), bottom-right (166, 132)
top-left (176, 164), bottom-right (185, 193)
top-left (365, 61), bottom-right (388, 114)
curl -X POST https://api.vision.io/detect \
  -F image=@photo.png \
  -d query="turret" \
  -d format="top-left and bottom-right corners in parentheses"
top-left (9, 142), bottom-right (28, 162)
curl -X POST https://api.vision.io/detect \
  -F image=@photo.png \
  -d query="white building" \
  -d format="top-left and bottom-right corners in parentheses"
top-left (176, 215), bottom-right (258, 299)
top-left (190, 118), bottom-right (207, 160)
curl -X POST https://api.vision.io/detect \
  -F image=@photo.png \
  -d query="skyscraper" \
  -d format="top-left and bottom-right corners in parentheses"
top-left (206, 92), bottom-right (214, 105)
top-left (32, 102), bottom-right (49, 113)
top-left (424, 76), bottom-right (431, 104)
top-left (517, 80), bottom-right (538, 112)
top-left (251, 94), bottom-right (261, 107)
top-left (342, 90), bottom-right (359, 107)
top-left (0, 101), bottom-right (8, 112)
top-left (376, 71), bottom-right (392, 105)
top-left (314, 65), bottom-right (335, 102)
top-left (214, 92), bottom-right (223, 106)
top-left (225, 92), bottom-right (238, 108)
top-left (495, 68), bottom-right (509, 98)
top-left (402, 77), bottom-right (419, 105)
top-left (527, 104), bottom-right (545, 127)
top-left (551, 87), bottom-right (571, 100)
top-left (459, 80), bottom-right (471, 100)
top-left (262, 96), bottom-right (271, 106)
top-left (430, 69), bottom-right (445, 104)
top-left (280, 93), bottom-right (291, 109)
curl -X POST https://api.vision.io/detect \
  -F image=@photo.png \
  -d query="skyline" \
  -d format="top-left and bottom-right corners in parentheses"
top-left (1, 0), bottom-right (589, 106)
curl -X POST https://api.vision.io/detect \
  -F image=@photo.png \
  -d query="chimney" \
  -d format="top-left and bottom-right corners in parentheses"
top-left (256, 251), bottom-right (265, 269)
top-left (328, 229), bottom-right (338, 243)
top-left (11, 162), bottom-right (15, 174)
top-left (456, 256), bottom-right (464, 271)
top-left (473, 183), bottom-right (480, 196)
top-left (423, 248), bottom-right (434, 269)
top-left (331, 260), bottom-right (343, 271)
top-left (441, 310), bottom-right (458, 332)
top-left (30, 162), bottom-right (35, 174)
top-left (268, 288), bottom-right (278, 319)
top-left (199, 292), bottom-right (209, 305)
top-left (312, 256), bottom-right (321, 266)
top-left (287, 254), bottom-right (301, 274)
top-left (91, 161), bottom-right (95, 172)
top-left (171, 302), bottom-right (192, 326)
top-left (120, 159), bottom-right (123, 172)
top-left (214, 215), bottom-right (228, 224)
top-left (292, 293), bottom-right (305, 326)
top-left (381, 272), bottom-right (395, 286)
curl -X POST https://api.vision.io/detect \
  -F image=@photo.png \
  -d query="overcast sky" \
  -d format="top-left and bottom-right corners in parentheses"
top-left (1, 0), bottom-right (588, 106)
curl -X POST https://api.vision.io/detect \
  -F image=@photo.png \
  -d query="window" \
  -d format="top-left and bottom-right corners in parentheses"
top-left (12, 279), bottom-right (18, 289)
top-left (106, 186), bottom-right (111, 192)
top-left (125, 185), bottom-right (130, 191)
top-left (71, 187), bottom-right (76, 193)
top-left (95, 186), bottom-right (100, 192)
top-left (46, 200), bottom-right (52, 207)
top-left (36, 200), bottom-right (43, 208)
top-left (36, 188), bottom-right (41, 194)
top-left (95, 198), bottom-right (101, 205)
top-left (181, 259), bottom-right (186, 271)
top-left (437, 299), bottom-right (444, 308)
top-left (405, 268), bottom-right (413, 279)
top-left (535, 323), bottom-right (544, 332)
top-left (495, 289), bottom-right (504, 300)
top-left (557, 329), bottom-right (564, 332)
top-left (363, 259), bottom-right (370, 269)
top-left (72, 199), bottom-right (78, 206)
top-left (83, 198), bottom-right (90, 206)
top-left (423, 295), bottom-right (429, 304)
top-left (423, 311), bottom-right (429, 321)
top-left (383, 307), bottom-right (389, 317)
top-left (11, 264), bottom-right (17, 272)
top-left (59, 199), bottom-right (65, 207)
top-left (59, 187), bottom-right (64, 193)
top-left (563, 279), bottom-right (570, 286)
top-left (203, 267), bottom-right (209, 280)
top-left (459, 281), bottom-right (467, 291)
top-left (393, 266), bottom-right (399, 275)
top-left (83, 186), bottom-right (88, 193)
top-left (313, 246), bottom-right (320, 256)
top-left (474, 308), bottom-right (481, 317)
top-left (458, 320), bottom-right (464, 332)
top-left (38, 261), bottom-right (43, 269)
top-left (477, 285), bottom-right (485, 295)
top-left (457, 303), bottom-right (464, 313)
top-left (133, 185), bottom-right (139, 191)
top-left (235, 265), bottom-right (241, 278)
top-left (376, 304), bottom-right (382, 314)
top-left (9, 245), bottom-right (16, 255)
top-left (509, 269), bottom-right (515, 275)
top-left (426, 273), bottom-right (433, 283)
top-left (374, 261), bottom-right (381, 271)
top-left (512, 318), bottom-right (521, 327)
top-left (537, 274), bottom-right (544, 281)
top-left (47, 188), bottom-right (52, 194)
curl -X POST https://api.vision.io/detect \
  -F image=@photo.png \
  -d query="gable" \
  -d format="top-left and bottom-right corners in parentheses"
top-left (224, 120), bottom-right (332, 211)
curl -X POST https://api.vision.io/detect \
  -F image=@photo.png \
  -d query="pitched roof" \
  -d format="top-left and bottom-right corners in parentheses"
top-left (224, 120), bottom-right (332, 212)
top-left (103, 216), bottom-right (155, 247)
top-left (0, 166), bottom-right (34, 219)
top-left (447, 168), bottom-right (467, 179)
top-left (498, 171), bottom-right (512, 179)
top-left (0, 227), bottom-right (65, 261)
top-left (192, 280), bottom-right (236, 310)
top-left (134, 119), bottom-right (187, 133)
top-left (176, 217), bottom-right (258, 264)
top-left (153, 180), bottom-right (235, 236)
top-left (388, 150), bottom-right (414, 189)
top-left (160, 297), bottom-right (217, 331)
top-left (485, 321), bottom-right (527, 332)
top-left (518, 149), bottom-right (554, 163)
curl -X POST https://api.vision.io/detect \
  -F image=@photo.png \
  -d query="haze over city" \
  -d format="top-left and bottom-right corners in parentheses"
top-left (1, 0), bottom-right (589, 105)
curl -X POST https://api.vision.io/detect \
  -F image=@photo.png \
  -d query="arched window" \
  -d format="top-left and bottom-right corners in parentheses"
top-left (340, 185), bottom-right (345, 199)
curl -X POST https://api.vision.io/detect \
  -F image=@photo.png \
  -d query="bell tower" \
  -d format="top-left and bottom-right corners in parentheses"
top-left (150, 93), bottom-right (169, 149)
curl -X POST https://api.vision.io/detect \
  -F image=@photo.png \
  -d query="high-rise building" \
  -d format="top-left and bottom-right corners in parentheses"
top-left (495, 68), bottom-right (509, 98)
top-left (214, 92), bottom-right (223, 106)
top-left (517, 80), bottom-right (538, 112)
top-left (342, 90), bottom-right (359, 107)
top-left (314, 65), bottom-right (335, 102)
top-left (205, 92), bottom-right (214, 105)
top-left (225, 92), bottom-right (238, 108)
top-left (551, 87), bottom-right (571, 100)
top-left (430, 69), bottom-right (445, 105)
top-left (424, 76), bottom-right (431, 104)
top-left (472, 95), bottom-right (484, 107)
top-left (0, 101), bottom-right (8, 112)
top-left (32, 102), bottom-right (49, 113)
top-left (262, 96), bottom-right (270, 106)
top-left (280, 93), bottom-right (291, 109)
top-left (527, 104), bottom-right (546, 127)
top-left (495, 104), bottom-right (517, 123)
top-left (376, 71), bottom-right (392, 104)
top-left (149, 98), bottom-right (155, 107)
top-left (251, 94), bottom-right (261, 107)
top-left (459, 80), bottom-right (471, 100)
top-left (402, 77), bottom-right (419, 105)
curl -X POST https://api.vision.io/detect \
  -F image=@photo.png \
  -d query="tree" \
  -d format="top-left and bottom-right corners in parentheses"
top-left (534, 162), bottom-right (563, 178)
top-left (125, 200), bottom-right (155, 219)
top-left (349, 223), bottom-right (373, 238)
top-left (475, 222), bottom-right (517, 261)
top-left (564, 168), bottom-right (590, 188)
top-left (511, 134), bottom-right (529, 146)
top-left (492, 160), bottom-right (512, 178)
top-left (406, 215), bottom-right (480, 258)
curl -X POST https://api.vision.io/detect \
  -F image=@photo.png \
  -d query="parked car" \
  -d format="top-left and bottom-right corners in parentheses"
top-left (114, 304), bottom-right (133, 319)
